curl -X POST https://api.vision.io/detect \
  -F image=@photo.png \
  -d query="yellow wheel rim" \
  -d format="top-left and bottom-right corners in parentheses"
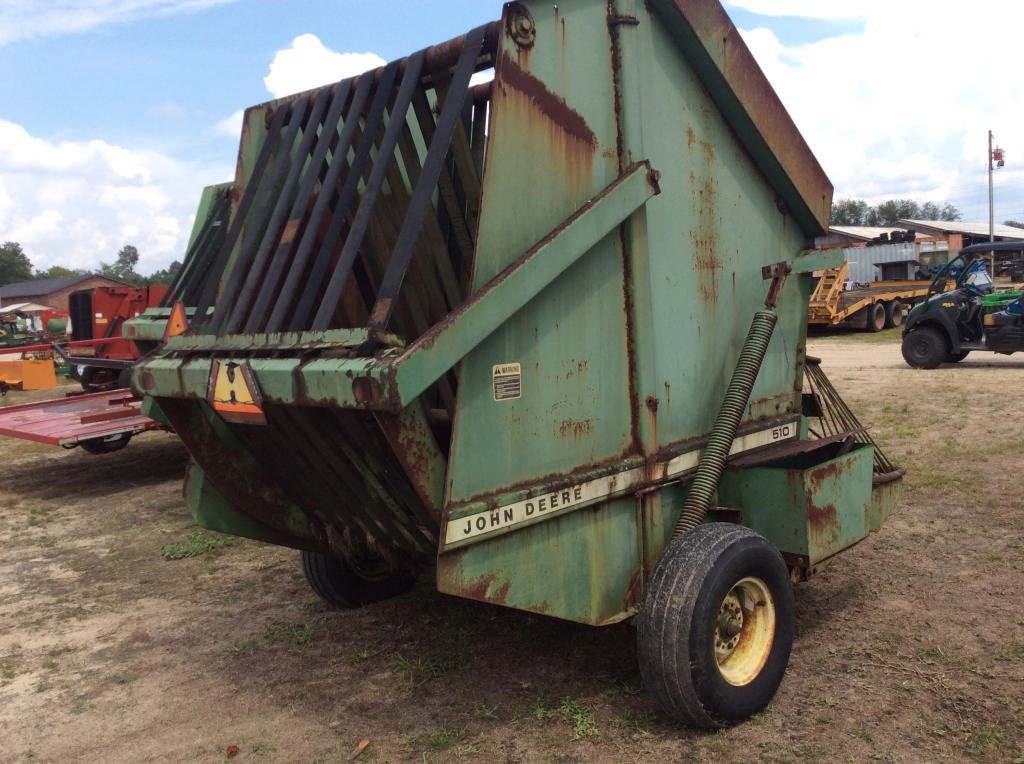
top-left (714, 576), bottom-right (776, 687)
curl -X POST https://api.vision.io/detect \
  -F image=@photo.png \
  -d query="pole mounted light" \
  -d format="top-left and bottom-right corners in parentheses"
top-left (988, 131), bottom-right (1005, 275)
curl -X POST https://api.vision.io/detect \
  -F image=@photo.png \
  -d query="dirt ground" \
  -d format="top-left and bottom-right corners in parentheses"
top-left (1, 336), bottom-right (1023, 763)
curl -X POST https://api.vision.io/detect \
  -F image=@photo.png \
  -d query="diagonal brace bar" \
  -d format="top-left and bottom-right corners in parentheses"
top-left (388, 161), bottom-right (661, 406)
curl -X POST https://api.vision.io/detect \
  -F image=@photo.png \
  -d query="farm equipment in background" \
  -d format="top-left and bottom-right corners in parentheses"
top-left (135, 0), bottom-right (903, 728)
top-left (0, 305), bottom-right (63, 392)
top-left (122, 183), bottom-right (231, 355)
top-left (61, 284), bottom-right (169, 391)
top-left (0, 183), bottom-right (230, 453)
top-left (902, 241), bottom-right (1024, 367)
top-left (807, 261), bottom-right (931, 332)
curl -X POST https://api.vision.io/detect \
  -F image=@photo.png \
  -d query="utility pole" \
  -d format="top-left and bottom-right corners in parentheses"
top-left (989, 130), bottom-right (995, 276)
top-left (988, 132), bottom-right (1005, 276)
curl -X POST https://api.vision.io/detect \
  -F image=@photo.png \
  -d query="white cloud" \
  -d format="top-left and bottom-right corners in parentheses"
top-left (212, 109), bottom-right (245, 139)
top-left (211, 34), bottom-right (387, 141)
top-left (263, 34), bottom-right (385, 99)
top-left (727, 0), bottom-right (873, 19)
top-left (0, 0), bottom-right (237, 46)
top-left (0, 118), bottom-right (232, 273)
top-left (736, 1), bottom-right (1024, 220)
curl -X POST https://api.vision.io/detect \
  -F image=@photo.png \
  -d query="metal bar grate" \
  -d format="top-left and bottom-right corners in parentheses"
top-left (161, 186), bottom-right (231, 308)
top-left (804, 356), bottom-right (900, 476)
top-left (194, 24), bottom-right (495, 344)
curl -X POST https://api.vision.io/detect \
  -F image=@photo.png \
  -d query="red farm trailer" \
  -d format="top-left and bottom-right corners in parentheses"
top-left (0, 183), bottom-right (230, 455)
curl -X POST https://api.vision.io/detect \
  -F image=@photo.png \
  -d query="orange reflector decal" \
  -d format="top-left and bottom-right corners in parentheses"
top-left (208, 360), bottom-right (266, 425)
top-left (163, 301), bottom-right (188, 342)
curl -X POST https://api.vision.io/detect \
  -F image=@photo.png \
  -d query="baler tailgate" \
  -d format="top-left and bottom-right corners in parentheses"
top-left (192, 25), bottom-right (495, 345)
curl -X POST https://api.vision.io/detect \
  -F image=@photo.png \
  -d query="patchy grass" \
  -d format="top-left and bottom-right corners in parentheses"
top-left (393, 653), bottom-right (463, 687)
top-left (472, 702), bottom-right (501, 721)
top-left (405, 723), bottom-right (461, 757)
top-left (612, 709), bottom-right (657, 737)
top-left (810, 327), bottom-right (903, 344)
top-left (533, 697), bottom-right (599, 741)
top-left (228, 638), bottom-right (259, 657)
top-left (267, 622), bottom-right (317, 651)
top-left (160, 530), bottom-right (236, 560)
top-left (26, 505), bottom-right (56, 528)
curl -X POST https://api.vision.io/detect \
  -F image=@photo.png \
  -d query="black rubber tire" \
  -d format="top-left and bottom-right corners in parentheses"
top-left (866, 302), bottom-right (887, 332)
top-left (301, 549), bottom-right (415, 609)
top-left (945, 350), bottom-right (970, 363)
top-left (901, 327), bottom-right (948, 369)
top-left (637, 523), bottom-right (794, 728)
top-left (79, 432), bottom-right (132, 454)
top-left (79, 366), bottom-right (117, 392)
top-left (884, 300), bottom-right (903, 329)
top-left (117, 367), bottom-right (133, 390)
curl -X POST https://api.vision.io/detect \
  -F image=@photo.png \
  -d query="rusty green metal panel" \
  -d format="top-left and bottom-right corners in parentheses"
top-left (437, 0), bottom-right (824, 622)
top-left (185, 460), bottom-right (316, 550)
top-left (717, 444), bottom-right (875, 566)
top-left (646, 0), bottom-right (833, 235)
top-left (441, 495), bottom-right (645, 625)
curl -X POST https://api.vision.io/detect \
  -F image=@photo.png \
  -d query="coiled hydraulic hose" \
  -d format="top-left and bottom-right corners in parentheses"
top-left (673, 309), bottom-right (779, 538)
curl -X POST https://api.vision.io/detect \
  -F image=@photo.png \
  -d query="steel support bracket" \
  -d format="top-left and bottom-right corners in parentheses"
top-left (390, 161), bottom-right (660, 407)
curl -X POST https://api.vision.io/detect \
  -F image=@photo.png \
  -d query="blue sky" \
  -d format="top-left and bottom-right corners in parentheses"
top-left (0, 0), bottom-right (1021, 272)
top-left (0, 1), bottom-right (495, 166)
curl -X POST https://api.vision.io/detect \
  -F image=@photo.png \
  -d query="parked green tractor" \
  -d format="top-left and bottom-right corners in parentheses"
top-left (902, 241), bottom-right (1024, 368)
top-left (0, 315), bottom-right (33, 349)
top-left (135, 0), bottom-right (903, 727)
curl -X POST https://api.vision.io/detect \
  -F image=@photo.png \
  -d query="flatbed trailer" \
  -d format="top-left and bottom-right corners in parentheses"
top-left (0, 389), bottom-right (161, 453)
top-left (808, 263), bottom-right (931, 331)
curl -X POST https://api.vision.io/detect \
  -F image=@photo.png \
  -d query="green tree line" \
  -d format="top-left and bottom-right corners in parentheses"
top-left (831, 198), bottom-right (962, 227)
top-left (0, 241), bottom-right (181, 288)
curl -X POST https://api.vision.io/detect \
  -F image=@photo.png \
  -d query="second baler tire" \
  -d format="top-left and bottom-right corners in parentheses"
top-left (636, 523), bottom-right (794, 728)
top-left (301, 549), bottom-right (414, 609)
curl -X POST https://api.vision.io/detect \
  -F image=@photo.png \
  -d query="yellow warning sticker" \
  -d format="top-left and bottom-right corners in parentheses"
top-left (208, 359), bottom-right (266, 425)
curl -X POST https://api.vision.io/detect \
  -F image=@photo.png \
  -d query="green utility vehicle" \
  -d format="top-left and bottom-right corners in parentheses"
top-left (135, 0), bottom-right (902, 727)
top-left (902, 241), bottom-right (1024, 368)
top-left (0, 314), bottom-right (32, 349)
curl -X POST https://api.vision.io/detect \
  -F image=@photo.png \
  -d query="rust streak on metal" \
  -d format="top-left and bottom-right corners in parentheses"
top-left (442, 570), bottom-right (513, 606)
top-left (804, 460), bottom-right (850, 546)
top-left (497, 52), bottom-right (597, 148)
top-left (690, 173), bottom-right (721, 303)
top-left (557, 418), bottom-right (594, 440)
top-left (665, 0), bottom-right (833, 229)
top-left (607, 0), bottom-right (627, 172)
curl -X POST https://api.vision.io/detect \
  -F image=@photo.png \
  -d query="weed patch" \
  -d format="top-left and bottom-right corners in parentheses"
top-left (394, 653), bottom-right (463, 686)
top-left (160, 530), bottom-right (235, 560)
top-left (267, 622), bottom-right (317, 650)
top-left (534, 697), bottom-right (599, 741)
